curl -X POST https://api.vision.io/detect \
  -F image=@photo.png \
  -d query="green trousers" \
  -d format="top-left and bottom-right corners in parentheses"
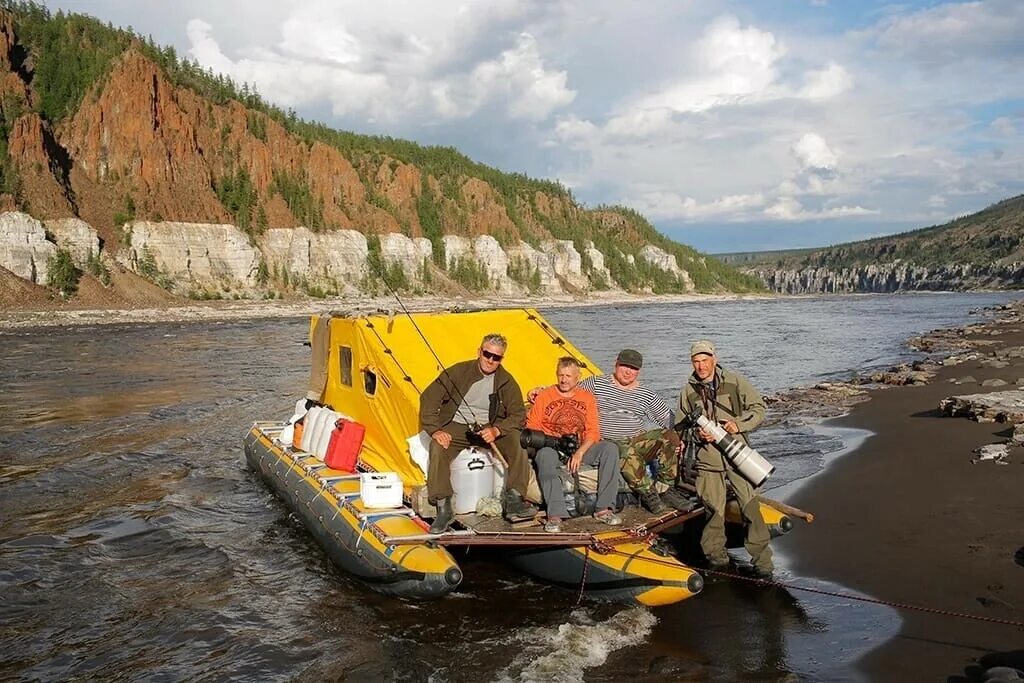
top-left (426, 425), bottom-right (530, 503)
top-left (696, 467), bottom-right (773, 571)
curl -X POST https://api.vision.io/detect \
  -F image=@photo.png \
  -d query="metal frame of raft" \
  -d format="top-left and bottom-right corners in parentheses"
top-left (245, 421), bottom-right (708, 606)
top-left (254, 421), bottom-right (704, 550)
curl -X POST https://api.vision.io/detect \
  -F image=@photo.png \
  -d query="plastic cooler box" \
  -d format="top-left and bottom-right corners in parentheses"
top-left (360, 472), bottom-right (403, 509)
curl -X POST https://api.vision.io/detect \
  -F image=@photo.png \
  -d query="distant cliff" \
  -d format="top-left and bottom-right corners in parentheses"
top-left (743, 195), bottom-right (1024, 293)
top-left (0, 6), bottom-right (760, 304)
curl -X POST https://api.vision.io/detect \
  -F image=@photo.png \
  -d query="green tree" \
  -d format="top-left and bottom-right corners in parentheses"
top-left (47, 247), bottom-right (79, 294)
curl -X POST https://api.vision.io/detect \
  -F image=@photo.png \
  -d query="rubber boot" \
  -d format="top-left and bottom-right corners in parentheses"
top-left (429, 497), bottom-right (454, 534)
top-left (503, 489), bottom-right (539, 520)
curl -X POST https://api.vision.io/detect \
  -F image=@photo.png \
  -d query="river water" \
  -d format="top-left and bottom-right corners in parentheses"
top-left (0, 292), bottom-right (1017, 682)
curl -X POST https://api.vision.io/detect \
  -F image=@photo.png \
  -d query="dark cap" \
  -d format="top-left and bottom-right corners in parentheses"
top-left (615, 349), bottom-right (643, 369)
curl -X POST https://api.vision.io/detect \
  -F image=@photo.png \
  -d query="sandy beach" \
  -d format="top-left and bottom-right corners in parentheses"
top-left (786, 305), bottom-right (1024, 681)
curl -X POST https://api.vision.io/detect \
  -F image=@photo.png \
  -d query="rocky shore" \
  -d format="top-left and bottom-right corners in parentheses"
top-left (0, 290), bottom-right (771, 330)
top-left (772, 300), bottom-right (1024, 681)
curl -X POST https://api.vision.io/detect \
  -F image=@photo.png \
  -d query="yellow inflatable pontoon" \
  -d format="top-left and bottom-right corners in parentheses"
top-left (243, 308), bottom-right (794, 606)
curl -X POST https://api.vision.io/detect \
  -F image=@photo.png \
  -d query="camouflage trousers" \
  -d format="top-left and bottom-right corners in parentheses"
top-left (616, 428), bottom-right (681, 493)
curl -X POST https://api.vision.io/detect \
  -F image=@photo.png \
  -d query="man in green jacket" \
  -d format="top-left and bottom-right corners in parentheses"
top-left (678, 340), bottom-right (773, 578)
top-left (420, 333), bottom-right (538, 533)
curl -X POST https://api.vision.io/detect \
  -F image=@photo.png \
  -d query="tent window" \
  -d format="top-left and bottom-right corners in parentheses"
top-left (340, 347), bottom-right (353, 386)
top-left (363, 368), bottom-right (377, 396)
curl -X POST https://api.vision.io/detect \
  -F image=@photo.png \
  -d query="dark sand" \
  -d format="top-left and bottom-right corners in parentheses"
top-left (787, 315), bottom-right (1024, 681)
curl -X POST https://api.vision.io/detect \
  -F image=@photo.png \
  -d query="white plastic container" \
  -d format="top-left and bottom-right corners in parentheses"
top-left (299, 406), bottom-right (324, 453)
top-left (312, 409), bottom-right (339, 459)
top-left (360, 472), bottom-right (404, 509)
top-left (450, 447), bottom-right (495, 514)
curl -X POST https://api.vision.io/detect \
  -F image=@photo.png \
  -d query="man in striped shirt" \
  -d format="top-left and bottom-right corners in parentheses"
top-left (577, 349), bottom-right (689, 514)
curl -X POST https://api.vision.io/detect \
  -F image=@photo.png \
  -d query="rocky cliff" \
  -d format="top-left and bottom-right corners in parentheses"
top-left (0, 6), bottom-right (761, 304)
top-left (746, 195), bottom-right (1024, 293)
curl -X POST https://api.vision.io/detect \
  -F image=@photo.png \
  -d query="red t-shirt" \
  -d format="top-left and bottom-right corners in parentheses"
top-left (526, 386), bottom-right (601, 442)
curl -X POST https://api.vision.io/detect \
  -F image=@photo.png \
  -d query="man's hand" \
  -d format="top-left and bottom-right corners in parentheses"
top-left (476, 426), bottom-right (500, 444)
top-left (720, 420), bottom-right (738, 434)
top-left (567, 449), bottom-right (584, 474)
top-left (698, 427), bottom-right (716, 443)
top-left (527, 386), bottom-right (546, 403)
top-left (431, 430), bottom-right (452, 448)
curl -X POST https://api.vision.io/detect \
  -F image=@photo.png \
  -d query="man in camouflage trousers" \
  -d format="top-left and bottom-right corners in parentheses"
top-left (577, 350), bottom-right (690, 514)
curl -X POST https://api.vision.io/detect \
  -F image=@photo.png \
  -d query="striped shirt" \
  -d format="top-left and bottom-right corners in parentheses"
top-left (579, 375), bottom-right (672, 441)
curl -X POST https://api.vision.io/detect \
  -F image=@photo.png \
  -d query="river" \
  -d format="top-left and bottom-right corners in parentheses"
top-left (0, 292), bottom-right (1016, 681)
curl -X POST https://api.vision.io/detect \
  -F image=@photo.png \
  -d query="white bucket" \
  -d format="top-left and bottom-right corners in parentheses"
top-left (450, 447), bottom-right (494, 514)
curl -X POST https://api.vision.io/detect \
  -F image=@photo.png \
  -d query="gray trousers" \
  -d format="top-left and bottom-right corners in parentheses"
top-left (535, 441), bottom-right (620, 519)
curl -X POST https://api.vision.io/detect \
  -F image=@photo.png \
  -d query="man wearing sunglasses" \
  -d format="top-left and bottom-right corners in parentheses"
top-left (420, 333), bottom-right (538, 533)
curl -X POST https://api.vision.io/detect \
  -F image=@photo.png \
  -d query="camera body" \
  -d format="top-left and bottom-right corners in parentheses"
top-left (520, 428), bottom-right (580, 462)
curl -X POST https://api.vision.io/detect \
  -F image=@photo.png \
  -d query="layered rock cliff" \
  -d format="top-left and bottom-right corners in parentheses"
top-left (0, 6), bottom-right (761, 303)
top-left (745, 195), bottom-right (1024, 293)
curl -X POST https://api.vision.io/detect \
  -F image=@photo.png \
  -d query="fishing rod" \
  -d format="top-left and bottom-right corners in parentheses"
top-left (364, 251), bottom-right (500, 440)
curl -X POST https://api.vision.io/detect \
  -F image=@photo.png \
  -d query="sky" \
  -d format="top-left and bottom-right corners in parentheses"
top-left (47, 0), bottom-right (1024, 253)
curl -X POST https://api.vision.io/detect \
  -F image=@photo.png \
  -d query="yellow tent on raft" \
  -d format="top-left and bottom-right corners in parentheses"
top-left (307, 308), bottom-right (601, 486)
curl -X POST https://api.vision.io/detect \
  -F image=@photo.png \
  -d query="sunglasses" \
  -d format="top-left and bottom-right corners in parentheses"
top-left (481, 350), bottom-right (504, 362)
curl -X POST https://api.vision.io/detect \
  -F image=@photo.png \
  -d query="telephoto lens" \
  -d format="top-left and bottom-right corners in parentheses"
top-left (520, 429), bottom-right (580, 462)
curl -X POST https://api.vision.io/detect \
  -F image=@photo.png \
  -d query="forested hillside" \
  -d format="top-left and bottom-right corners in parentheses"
top-left (746, 195), bottom-right (1024, 293)
top-left (0, 1), bottom-right (761, 304)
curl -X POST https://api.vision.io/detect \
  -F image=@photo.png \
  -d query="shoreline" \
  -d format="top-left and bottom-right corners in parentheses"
top-left (0, 290), bottom-right (778, 330)
top-left (779, 300), bottom-right (1024, 681)
top-left (0, 288), bottom-right (1004, 331)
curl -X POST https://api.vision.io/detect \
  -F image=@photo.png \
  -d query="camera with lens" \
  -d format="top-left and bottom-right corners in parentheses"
top-left (520, 428), bottom-right (580, 462)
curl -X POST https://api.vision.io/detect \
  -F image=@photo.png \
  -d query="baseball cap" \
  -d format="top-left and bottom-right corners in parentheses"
top-left (615, 349), bottom-right (643, 368)
top-left (690, 340), bottom-right (716, 358)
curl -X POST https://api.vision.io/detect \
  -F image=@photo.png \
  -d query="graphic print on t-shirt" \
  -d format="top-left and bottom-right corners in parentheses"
top-left (543, 397), bottom-right (588, 436)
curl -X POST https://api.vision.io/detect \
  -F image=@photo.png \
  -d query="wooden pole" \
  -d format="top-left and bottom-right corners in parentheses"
top-left (760, 497), bottom-right (815, 523)
top-left (678, 481), bottom-right (815, 523)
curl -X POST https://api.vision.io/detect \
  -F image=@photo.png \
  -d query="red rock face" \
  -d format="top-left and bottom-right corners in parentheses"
top-left (7, 113), bottom-right (74, 217)
top-left (0, 23), bottom-right (619, 251)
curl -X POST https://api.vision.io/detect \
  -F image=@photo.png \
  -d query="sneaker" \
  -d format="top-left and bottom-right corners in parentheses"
top-left (544, 517), bottom-right (562, 533)
top-left (659, 487), bottom-right (693, 511)
top-left (638, 489), bottom-right (668, 514)
top-left (750, 566), bottom-right (774, 580)
top-left (593, 508), bottom-right (622, 526)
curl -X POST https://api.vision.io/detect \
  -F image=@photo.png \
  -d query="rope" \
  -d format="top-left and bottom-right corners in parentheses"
top-left (603, 549), bottom-right (1024, 628)
top-left (575, 545), bottom-right (591, 607)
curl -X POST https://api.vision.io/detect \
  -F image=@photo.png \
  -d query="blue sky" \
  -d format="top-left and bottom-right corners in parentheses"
top-left (48, 1), bottom-right (1024, 253)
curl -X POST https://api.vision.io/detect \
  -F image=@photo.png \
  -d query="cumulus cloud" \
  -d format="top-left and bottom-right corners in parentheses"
top-left (765, 196), bottom-right (875, 221)
top-left (625, 190), bottom-right (767, 222)
top-left (872, 0), bottom-right (1024, 67)
top-left (799, 62), bottom-right (853, 100)
top-left (185, 2), bottom-right (574, 123)
top-left (54, 0), bottom-right (1016, 247)
top-left (612, 15), bottom-right (785, 123)
top-left (792, 133), bottom-right (838, 171)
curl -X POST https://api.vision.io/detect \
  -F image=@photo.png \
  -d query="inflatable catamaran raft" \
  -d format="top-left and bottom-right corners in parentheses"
top-left (244, 308), bottom-right (795, 607)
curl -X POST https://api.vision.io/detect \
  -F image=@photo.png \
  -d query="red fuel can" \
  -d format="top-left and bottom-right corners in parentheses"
top-left (325, 418), bottom-right (365, 472)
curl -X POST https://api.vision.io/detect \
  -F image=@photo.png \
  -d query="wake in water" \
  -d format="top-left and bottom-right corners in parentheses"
top-left (498, 607), bottom-right (657, 682)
